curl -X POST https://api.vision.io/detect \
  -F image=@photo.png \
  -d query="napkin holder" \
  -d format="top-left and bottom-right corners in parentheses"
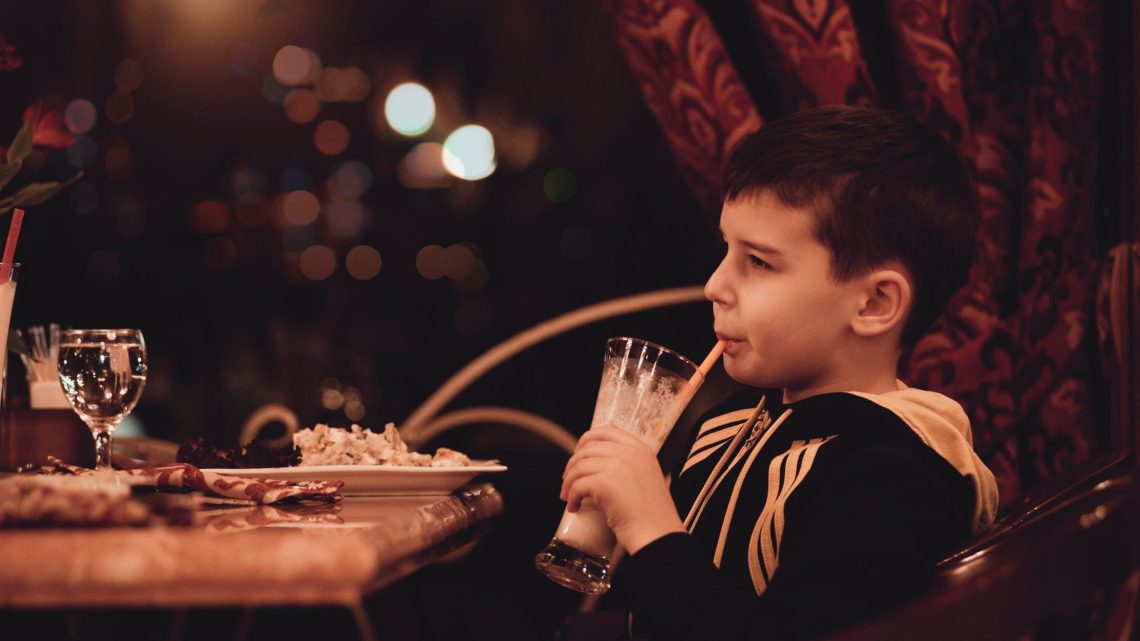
top-left (0, 381), bottom-right (93, 471)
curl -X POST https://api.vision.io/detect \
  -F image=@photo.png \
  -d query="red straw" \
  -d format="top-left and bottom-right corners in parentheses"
top-left (0, 208), bottom-right (25, 283)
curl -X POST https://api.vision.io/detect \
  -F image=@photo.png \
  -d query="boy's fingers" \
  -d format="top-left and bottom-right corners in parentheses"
top-left (565, 477), bottom-right (602, 513)
top-left (560, 457), bottom-right (608, 499)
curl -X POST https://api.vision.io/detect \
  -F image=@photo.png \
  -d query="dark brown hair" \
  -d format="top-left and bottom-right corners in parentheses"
top-left (722, 105), bottom-right (979, 344)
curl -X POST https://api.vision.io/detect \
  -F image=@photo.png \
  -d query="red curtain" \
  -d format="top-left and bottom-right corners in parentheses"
top-left (601, 0), bottom-right (1106, 504)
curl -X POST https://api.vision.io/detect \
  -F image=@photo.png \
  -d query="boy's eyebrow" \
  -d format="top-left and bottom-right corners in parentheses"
top-left (719, 228), bottom-right (783, 256)
top-left (740, 240), bottom-right (783, 256)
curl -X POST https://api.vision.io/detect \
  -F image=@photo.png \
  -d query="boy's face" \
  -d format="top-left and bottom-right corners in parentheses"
top-left (706, 191), bottom-right (866, 399)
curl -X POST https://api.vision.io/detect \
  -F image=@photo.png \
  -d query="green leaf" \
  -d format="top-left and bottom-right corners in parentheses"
top-left (6, 119), bottom-right (35, 165)
top-left (0, 172), bottom-right (82, 212)
top-left (0, 160), bottom-right (21, 193)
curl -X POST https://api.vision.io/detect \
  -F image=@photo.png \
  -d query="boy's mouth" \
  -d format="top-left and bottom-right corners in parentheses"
top-left (715, 332), bottom-right (743, 353)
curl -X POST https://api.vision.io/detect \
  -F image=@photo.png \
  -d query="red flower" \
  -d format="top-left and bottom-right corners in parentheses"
top-left (22, 101), bottom-right (75, 149)
top-left (0, 32), bottom-right (22, 72)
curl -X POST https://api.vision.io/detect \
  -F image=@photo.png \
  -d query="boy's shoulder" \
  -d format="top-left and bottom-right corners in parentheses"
top-left (697, 388), bottom-right (928, 445)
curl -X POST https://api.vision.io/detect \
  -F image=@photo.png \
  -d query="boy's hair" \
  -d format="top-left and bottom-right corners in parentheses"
top-left (722, 105), bottom-right (979, 345)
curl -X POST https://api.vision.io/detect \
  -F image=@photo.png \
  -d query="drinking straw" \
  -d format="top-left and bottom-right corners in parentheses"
top-left (671, 340), bottom-right (726, 421)
top-left (0, 208), bottom-right (25, 283)
top-left (697, 340), bottom-right (725, 379)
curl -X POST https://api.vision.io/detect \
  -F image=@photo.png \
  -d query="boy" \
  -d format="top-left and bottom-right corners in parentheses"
top-left (560, 105), bottom-right (999, 640)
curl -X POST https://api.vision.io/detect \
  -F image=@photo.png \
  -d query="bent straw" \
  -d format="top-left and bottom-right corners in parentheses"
top-left (0, 208), bottom-right (24, 283)
top-left (668, 340), bottom-right (727, 430)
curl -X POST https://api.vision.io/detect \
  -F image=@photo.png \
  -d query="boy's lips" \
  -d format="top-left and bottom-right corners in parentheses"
top-left (715, 332), bottom-right (743, 353)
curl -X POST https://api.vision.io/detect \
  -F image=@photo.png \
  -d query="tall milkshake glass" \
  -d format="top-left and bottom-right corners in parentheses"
top-left (535, 337), bottom-right (705, 594)
top-left (0, 263), bottom-right (18, 471)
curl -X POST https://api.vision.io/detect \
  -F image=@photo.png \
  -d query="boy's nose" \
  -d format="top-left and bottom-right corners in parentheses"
top-left (704, 259), bottom-right (732, 306)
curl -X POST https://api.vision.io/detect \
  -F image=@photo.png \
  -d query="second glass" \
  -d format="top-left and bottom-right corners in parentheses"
top-left (57, 329), bottom-right (148, 470)
top-left (535, 336), bottom-right (705, 594)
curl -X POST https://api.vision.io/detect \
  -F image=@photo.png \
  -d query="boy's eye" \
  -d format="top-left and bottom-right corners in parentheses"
top-left (747, 255), bottom-right (773, 271)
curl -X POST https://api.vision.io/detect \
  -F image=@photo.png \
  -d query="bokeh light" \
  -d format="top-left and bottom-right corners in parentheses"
top-left (104, 91), bottom-right (134, 124)
top-left (442, 125), bottom-right (496, 181)
top-left (283, 89), bottom-right (321, 124)
top-left (321, 378), bottom-right (344, 410)
top-left (228, 165), bottom-right (268, 196)
top-left (455, 262), bottom-right (489, 293)
top-left (441, 244), bottom-right (476, 280)
top-left (282, 190), bottom-right (320, 226)
top-left (543, 167), bottom-right (578, 203)
top-left (316, 66), bottom-right (370, 103)
top-left (330, 161), bottom-right (373, 198)
top-left (384, 83), bottom-right (435, 136)
top-left (102, 140), bottom-right (134, 181)
top-left (279, 167), bottom-right (313, 192)
top-left (497, 124), bottom-right (542, 170)
top-left (236, 193), bottom-right (269, 226)
top-left (326, 201), bottom-right (367, 238)
top-left (415, 245), bottom-right (445, 279)
top-left (397, 142), bottom-right (448, 188)
top-left (344, 397), bottom-right (365, 422)
top-left (64, 99), bottom-right (97, 135)
top-left (313, 120), bottom-right (350, 155)
top-left (67, 135), bottom-right (98, 169)
top-left (272, 45), bottom-right (320, 86)
top-left (346, 245), bottom-right (382, 280)
top-left (114, 58), bottom-right (145, 93)
top-left (262, 75), bottom-right (289, 104)
top-left (299, 245), bottom-right (336, 280)
top-left (193, 200), bottom-right (232, 233)
top-left (229, 42), bottom-right (259, 76)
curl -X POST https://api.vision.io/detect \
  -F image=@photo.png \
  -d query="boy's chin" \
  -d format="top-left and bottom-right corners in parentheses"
top-left (722, 358), bottom-right (771, 389)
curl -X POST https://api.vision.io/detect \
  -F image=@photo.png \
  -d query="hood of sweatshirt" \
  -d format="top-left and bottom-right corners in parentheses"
top-left (848, 382), bottom-right (999, 534)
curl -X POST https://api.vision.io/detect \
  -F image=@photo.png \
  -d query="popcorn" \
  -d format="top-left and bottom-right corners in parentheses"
top-left (293, 423), bottom-right (471, 467)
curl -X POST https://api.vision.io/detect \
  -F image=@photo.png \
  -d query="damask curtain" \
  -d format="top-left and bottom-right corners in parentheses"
top-left (600, 0), bottom-right (1106, 505)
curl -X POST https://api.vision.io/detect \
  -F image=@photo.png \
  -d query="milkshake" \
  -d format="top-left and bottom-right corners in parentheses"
top-left (0, 265), bottom-right (18, 471)
top-left (535, 337), bottom-right (704, 594)
top-left (0, 277), bottom-right (15, 391)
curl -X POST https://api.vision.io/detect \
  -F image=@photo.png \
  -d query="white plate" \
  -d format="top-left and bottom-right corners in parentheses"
top-left (202, 462), bottom-right (507, 496)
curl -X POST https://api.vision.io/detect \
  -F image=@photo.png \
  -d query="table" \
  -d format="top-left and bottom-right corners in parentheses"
top-left (0, 483), bottom-right (503, 640)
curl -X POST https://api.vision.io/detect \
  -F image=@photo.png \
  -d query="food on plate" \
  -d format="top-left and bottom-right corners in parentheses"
top-left (294, 422), bottom-right (472, 467)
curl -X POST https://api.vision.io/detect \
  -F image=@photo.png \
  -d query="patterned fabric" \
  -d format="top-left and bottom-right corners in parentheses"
top-left (602, 0), bottom-right (1108, 504)
top-left (745, 0), bottom-right (878, 110)
top-left (601, 0), bottom-right (763, 213)
top-left (48, 457), bottom-right (343, 504)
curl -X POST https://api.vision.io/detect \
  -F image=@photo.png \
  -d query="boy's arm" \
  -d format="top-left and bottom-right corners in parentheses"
top-left (617, 439), bottom-right (974, 641)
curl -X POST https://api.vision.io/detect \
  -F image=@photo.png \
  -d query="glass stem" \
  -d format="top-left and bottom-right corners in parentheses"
top-left (92, 427), bottom-right (114, 470)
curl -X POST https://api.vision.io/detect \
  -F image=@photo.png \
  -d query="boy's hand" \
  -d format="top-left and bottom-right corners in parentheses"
top-left (560, 425), bottom-right (686, 554)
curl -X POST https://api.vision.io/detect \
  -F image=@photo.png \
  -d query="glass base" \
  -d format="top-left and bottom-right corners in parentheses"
top-left (534, 538), bottom-right (612, 594)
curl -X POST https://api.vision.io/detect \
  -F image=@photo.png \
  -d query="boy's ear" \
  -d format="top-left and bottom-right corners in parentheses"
top-left (850, 268), bottom-right (912, 338)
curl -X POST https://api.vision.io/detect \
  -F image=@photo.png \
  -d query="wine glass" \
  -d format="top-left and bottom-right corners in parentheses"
top-left (57, 329), bottom-right (148, 470)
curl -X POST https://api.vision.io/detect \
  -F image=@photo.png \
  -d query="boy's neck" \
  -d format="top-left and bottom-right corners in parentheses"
top-left (781, 345), bottom-right (902, 404)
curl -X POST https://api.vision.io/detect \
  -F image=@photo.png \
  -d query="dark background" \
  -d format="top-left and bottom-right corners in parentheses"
top-left (1, 2), bottom-right (722, 638)
top-left (0, 1), bottom-right (723, 441)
